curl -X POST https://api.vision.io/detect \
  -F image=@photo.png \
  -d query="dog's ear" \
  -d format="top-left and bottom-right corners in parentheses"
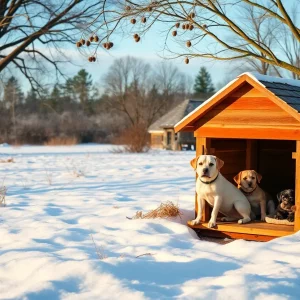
top-left (214, 156), bottom-right (224, 170)
top-left (277, 191), bottom-right (283, 203)
top-left (253, 170), bottom-right (262, 183)
top-left (234, 172), bottom-right (242, 185)
top-left (190, 156), bottom-right (200, 170)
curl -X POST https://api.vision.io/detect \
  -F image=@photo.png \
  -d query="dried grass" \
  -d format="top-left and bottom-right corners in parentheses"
top-left (44, 136), bottom-right (78, 146)
top-left (90, 234), bottom-right (107, 260)
top-left (128, 201), bottom-right (182, 220)
top-left (44, 169), bottom-right (53, 185)
top-left (72, 169), bottom-right (85, 177)
top-left (0, 158), bottom-right (15, 163)
top-left (135, 252), bottom-right (154, 258)
top-left (0, 186), bottom-right (7, 206)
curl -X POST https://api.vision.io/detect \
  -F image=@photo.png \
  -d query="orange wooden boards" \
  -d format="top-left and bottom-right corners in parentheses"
top-left (188, 220), bottom-right (294, 241)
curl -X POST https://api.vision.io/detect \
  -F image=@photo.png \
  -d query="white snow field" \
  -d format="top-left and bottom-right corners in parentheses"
top-left (0, 144), bottom-right (300, 300)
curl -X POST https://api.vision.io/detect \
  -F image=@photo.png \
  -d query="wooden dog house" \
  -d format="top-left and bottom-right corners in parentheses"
top-left (175, 72), bottom-right (300, 241)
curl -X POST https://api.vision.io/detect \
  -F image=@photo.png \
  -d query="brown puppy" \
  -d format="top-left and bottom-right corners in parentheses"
top-left (234, 170), bottom-right (275, 221)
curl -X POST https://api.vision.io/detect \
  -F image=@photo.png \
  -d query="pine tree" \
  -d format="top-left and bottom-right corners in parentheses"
top-left (49, 84), bottom-right (61, 112)
top-left (3, 76), bottom-right (24, 110)
top-left (26, 88), bottom-right (38, 104)
top-left (61, 79), bottom-right (76, 105)
top-left (25, 88), bottom-right (39, 113)
top-left (3, 76), bottom-right (24, 121)
top-left (3, 76), bottom-right (24, 139)
top-left (193, 67), bottom-right (215, 94)
top-left (72, 69), bottom-right (93, 106)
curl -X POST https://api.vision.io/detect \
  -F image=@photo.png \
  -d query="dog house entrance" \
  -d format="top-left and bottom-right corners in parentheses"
top-left (190, 138), bottom-right (296, 241)
top-left (211, 138), bottom-right (296, 198)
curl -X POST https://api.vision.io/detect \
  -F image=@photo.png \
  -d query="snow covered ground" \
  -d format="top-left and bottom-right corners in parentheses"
top-left (0, 144), bottom-right (300, 300)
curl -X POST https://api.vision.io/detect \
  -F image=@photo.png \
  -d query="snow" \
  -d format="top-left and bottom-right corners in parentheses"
top-left (0, 143), bottom-right (10, 147)
top-left (0, 144), bottom-right (300, 299)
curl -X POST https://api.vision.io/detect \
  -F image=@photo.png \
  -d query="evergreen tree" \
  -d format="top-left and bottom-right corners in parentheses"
top-left (193, 67), bottom-right (215, 94)
top-left (26, 88), bottom-right (38, 104)
top-left (49, 84), bottom-right (61, 112)
top-left (25, 88), bottom-right (39, 113)
top-left (3, 76), bottom-right (24, 138)
top-left (72, 69), bottom-right (93, 106)
top-left (3, 76), bottom-right (24, 110)
top-left (60, 79), bottom-right (75, 107)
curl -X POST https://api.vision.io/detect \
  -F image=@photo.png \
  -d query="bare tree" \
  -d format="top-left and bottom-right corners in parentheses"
top-left (104, 56), bottom-right (190, 128)
top-left (242, 5), bottom-right (276, 75)
top-left (274, 2), bottom-right (300, 79)
top-left (153, 61), bottom-right (191, 105)
top-left (232, 4), bottom-right (282, 77)
top-left (104, 56), bottom-right (159, 127)
top-left (0, 0), bottom-right (101, 90)
top-left (154, 61), bottom-right (181, 97)
top-left (77, 0), bottom-right (300, 77)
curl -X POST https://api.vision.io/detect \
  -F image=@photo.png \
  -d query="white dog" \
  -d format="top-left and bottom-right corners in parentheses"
top-left (190, 155), bottom-right (251, 228)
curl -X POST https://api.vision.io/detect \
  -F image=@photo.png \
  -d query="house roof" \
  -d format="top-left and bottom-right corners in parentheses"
top-left (255, 75), bottom-right (300, 112)
top-left (175, 72), bottom-right (300, 133)
top-left (148, 98), bottom-right (207, 132)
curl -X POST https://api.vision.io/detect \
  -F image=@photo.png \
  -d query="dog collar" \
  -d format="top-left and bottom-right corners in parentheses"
top-left (199, 173), bottom-right (219, 184)
top-left (241, 186), bottom-right (257, 196)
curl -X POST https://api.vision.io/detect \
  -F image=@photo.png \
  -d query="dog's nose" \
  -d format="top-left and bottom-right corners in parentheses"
top-left (248, 182), bottom-right (252, 187)
top-left (203, 167), bottom-right (208, 174)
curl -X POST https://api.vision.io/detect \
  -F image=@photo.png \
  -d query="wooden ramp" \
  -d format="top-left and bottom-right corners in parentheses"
top-left (188, 220), bottom-right (294, 242)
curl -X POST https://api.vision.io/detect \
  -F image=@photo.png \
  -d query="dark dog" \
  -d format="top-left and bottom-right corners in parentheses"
top-left (274, 189), bottom-right (295, 222)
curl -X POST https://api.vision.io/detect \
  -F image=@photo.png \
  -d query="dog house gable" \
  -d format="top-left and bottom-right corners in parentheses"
top-left (175, 73), bottom-right (300, 140)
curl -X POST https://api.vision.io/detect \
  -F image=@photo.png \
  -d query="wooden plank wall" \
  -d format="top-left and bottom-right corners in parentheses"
top-left (210, 138), bottom-right (295, 200)
top-left (150, 133), bottom-right (164, 149)
top-left (257, 140), bottom-right (295, 199)
top-left (211, 139), bottom-right (246, 184)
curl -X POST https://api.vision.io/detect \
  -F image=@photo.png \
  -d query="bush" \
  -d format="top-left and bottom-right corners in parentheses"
top-left (44, 136), bottom-right (78, 146)
top-left (1, 112), bottom-right (128, 145)
top-left (113, 124), bottom-right (150, 153)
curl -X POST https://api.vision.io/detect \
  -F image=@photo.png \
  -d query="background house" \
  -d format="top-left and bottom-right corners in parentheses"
top-left (148, 99), bottom-right (207, 150)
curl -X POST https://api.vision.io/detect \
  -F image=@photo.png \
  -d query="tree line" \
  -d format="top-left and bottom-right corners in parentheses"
top-left (0, 56), bottom-right (215, 145)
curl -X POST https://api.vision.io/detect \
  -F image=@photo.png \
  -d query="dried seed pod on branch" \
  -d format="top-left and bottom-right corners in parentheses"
top-left (76, 0), bottom-right (300, 76)
top-left (186, 40), bottom-right (192, 47)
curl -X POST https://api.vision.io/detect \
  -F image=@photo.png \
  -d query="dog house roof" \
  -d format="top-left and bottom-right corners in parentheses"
top-left (175, 72), bottom-right (300, 133)
top-left (148, 98), bottom-right (207, 132)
